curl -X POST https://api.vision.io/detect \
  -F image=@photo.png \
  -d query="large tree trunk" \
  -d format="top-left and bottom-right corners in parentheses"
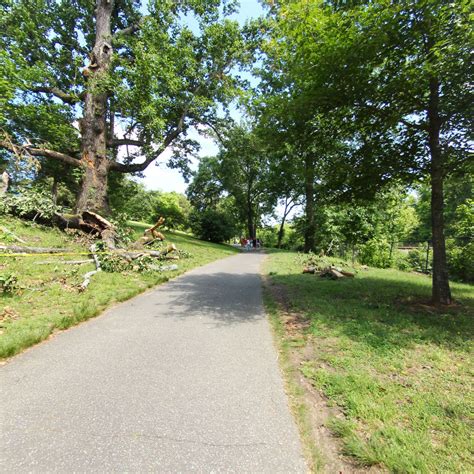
top-left (76, 0), bottom-right (114, 215)
top-left (247, 214), bottom-right (254, 240)
top-left (428, 76), bottom-right (451, 305)
top-left (303, 155), bottom-right (316, 253)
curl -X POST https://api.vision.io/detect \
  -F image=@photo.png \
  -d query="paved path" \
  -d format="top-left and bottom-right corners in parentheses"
top-left (1, 253), bottom-right (306, 472)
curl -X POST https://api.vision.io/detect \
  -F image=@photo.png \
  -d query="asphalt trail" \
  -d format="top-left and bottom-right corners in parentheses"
top-left (1, 252), bottom-right (306, 472)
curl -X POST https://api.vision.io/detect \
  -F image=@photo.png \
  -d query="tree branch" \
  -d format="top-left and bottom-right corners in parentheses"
top-left (109, 138), bottom-right (146, 147)
top-left (0, 139), bottom-right (83, 168)
top-left (29, 86), bottom-right (83, 105)
top-left (109, 127), bottom-right (181, 173)
top-left (113, 17), bottom-right (145, 39)
top-left (109, 99), bottom-right (193, 173)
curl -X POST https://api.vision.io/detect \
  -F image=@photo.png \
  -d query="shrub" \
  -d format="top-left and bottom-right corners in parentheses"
top-left (446, 239), bottom-right (474, 283)
top-left (359, 239), bottom-right (392, 268)
top-left (407, 245), bottom-right (431, 273)
top-left (189, 209), bottom-right (236, 243)
top-left (0, 272), bottom-right (19, 294)
top-left (394, 252), bottom-right (413, 272)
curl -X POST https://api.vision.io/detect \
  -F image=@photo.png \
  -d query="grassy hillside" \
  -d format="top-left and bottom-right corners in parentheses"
top-left (0, 216), bottom-right (238, 359)
top-left (264, 251), bottom-right (473, 473)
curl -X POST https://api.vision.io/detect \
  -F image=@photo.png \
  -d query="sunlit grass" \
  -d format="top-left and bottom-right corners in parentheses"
top-left (265, 251), bottom-right (474, 473)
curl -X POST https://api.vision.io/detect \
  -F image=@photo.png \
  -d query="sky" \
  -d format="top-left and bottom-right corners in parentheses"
top-left (141, 0), bottom-right (265, 193)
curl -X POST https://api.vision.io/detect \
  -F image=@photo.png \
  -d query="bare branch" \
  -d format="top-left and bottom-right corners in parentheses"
top-left (399, 118), bottom-right (427, 131)
top-left (110, 138), bottom-right (146, 147)
top-left (200, 120), bottom-right (226, 145)
top-left (29, 86), bottom-right (83, 105)
top-left (0, 139), bottom-right (83, 168)
top-left (113, 17), bottom-right (145, 39)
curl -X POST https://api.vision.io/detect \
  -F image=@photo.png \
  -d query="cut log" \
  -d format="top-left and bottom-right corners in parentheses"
top-left (130, 217), bottom-right (166, 249)
top-left (340, 270), bottom-right (355, 278)
top-left (303, 266), bottom-right (316, 274)
top-left (330, 269), bottom-right (345, 279)
top-left (320, 267), bottom-right (345, 279)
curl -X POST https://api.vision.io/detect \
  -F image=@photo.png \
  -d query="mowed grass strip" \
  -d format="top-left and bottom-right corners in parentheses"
top-left (0, 216), bottom-right (238, 359)
top-left (264, 251), bottom-right (474, 473)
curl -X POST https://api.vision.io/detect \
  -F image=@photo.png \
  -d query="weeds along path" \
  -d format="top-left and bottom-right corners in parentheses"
top-left (0, 252), bottom-right (306, 472)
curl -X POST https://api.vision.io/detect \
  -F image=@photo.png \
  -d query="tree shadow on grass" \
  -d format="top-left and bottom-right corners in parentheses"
top-left (269, 272), bottom-right (473, 353)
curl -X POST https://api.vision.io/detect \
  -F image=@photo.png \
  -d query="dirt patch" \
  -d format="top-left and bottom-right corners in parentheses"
top-left (264, 275), bottom-right (381, 473)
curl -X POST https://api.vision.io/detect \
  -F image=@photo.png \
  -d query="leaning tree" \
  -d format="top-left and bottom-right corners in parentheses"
top-left (0, 0), bottom-right (251, 216)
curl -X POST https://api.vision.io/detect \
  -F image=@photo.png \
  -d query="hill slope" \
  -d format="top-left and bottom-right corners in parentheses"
top-left (0, 216), bottom-right (238, 359)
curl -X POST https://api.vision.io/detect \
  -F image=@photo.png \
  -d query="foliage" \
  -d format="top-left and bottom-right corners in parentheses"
top-left (0, 272), bottom-right (19, 294)
top-left (109, 176), bottom-right (192, 230)
top-left (0, 0), bottom-right (255, 214)
top-left (0, 185), bottom-right (59, 220)
top-left (358, 239), bottom-right (392, 269)
top-left (446, 240), bottom-right (474, 283)
top-left (152, 192), bottom-right (191, 230)
top-left (189, 208), bottom-right (236, 243)
top-left (108, 213), bottom-right (135, 246)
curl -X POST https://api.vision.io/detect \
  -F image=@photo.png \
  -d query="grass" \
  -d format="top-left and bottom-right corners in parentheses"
top-left (264, 251), bottom-right (474, 473)
top-left (263, 288), bottom-right (326, 472)
top-left (0, 216), bottom-right (238, 359)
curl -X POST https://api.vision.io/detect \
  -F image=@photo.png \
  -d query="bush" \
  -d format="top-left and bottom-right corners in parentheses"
top-left (407, 245), bottom-right (431, 273)
top-left (189, 209), bottom-right (236, 243)
top-left (446, 239), bottom-right (474, 283)
top-left (0, 272), bottom-right (19, 294)
top-left (394, 252), bottom-right (413, 272)
top-left (359, 239), bottom-right (392, 268)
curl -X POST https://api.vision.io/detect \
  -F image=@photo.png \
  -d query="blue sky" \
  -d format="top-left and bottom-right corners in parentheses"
top-left (142, 0), bottom-right (265, 193)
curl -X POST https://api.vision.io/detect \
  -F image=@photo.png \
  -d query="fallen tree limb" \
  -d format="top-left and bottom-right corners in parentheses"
top-left (0, 226), bottom-right (27, 244)
top-left (0, 245), bottom-right (70, 254)
top-left (120, 244), bottom-right (177, 261)
top-left (130, 217), bottom-right (166, 249)
top-left (148, 264), bottom-right (179, 272)
top-left (54, 211), bottom-right (116, 249)
top-left (80, 245), bottom-right (101, 291)
top-left (34, 259), bottom-right (94, 265)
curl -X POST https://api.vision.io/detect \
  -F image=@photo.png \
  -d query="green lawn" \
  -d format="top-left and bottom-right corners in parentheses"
top-left (264, 251), bottom-right (473, 473)
top-left (0, 216), bottom-right (237, 359)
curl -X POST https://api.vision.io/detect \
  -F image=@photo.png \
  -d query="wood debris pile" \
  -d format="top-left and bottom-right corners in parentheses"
top-left (299, 253), bottom-right (356, 280)
top-left (303, 266), bottom-right (355, 279)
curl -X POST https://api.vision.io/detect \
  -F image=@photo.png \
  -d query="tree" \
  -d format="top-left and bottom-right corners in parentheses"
top-left (258, 0), bottom-right (472, 304)
top-left (152, 192), bottom-right (191, 230)
top-left (0, 0), bottom-right (251, 215)
top-left (188, 125), bottom-right (273, 239)
top-left (216, 125), bottom-right (274, 239)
